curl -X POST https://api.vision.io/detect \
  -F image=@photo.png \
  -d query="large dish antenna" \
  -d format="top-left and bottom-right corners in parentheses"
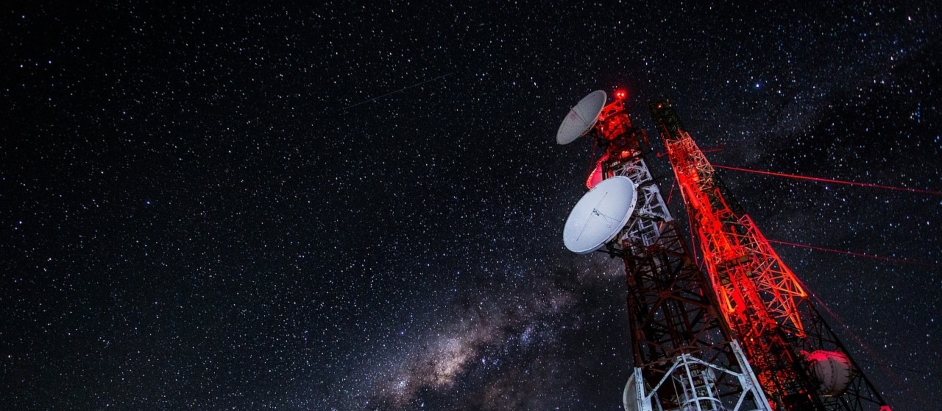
top-left (563, 176), bottom-right (637, 254)
top-left (556, 90), bottom-right (607, 145)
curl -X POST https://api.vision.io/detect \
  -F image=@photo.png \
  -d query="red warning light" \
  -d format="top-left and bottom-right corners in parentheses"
top-left (614, 90), bottom-right (627, 100)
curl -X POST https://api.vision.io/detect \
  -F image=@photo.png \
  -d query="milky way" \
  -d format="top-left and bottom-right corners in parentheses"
top-left (349, 260), bottom-right (623, 410)
top-left (3, 2), bottom-right (940, 410)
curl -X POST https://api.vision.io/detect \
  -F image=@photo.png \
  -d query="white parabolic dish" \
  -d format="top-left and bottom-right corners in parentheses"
top-left (556, 90), bottom-right (607, 145)
top-left (563, 176), bottom-right (638, 254)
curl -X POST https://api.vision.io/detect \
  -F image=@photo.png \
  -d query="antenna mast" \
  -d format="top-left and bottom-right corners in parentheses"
top-left (558, 91), bottom-right (771, 411)
top-left (649, 99), bottom-right (891, 411)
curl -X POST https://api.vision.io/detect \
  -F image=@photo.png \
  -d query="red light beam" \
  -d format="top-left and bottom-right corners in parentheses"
top-left (714, 164), bottom-right (942, 197)
top-left (768, 238), bottom-right (940, 269)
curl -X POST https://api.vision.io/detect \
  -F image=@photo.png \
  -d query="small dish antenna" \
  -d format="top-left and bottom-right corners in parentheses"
top-left (563, 176), bottom-right (638, 254)
top-left (556, 90), bottom-right (607, 145)
top-left (623, 374), bottom-right (640, 411)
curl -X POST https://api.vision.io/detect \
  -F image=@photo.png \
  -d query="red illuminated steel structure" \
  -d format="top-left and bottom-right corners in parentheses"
top-left (562, 91), bottom-right (771, 411)
top-left (650, 100), bottom-right (890, 411)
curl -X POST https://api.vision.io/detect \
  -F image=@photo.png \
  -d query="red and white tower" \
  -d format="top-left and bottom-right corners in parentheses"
top-left (649, 99), bottom-right (891, 411)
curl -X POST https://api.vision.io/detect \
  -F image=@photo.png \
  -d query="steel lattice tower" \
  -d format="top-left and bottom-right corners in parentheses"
top-left (649, 99), bottom-right (891, 411)
top-left (561, 92), bottom-right (771, 411)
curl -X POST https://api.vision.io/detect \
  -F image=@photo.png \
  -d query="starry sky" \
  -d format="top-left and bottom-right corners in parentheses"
top-left (2, 1), bottom-right (940, 410)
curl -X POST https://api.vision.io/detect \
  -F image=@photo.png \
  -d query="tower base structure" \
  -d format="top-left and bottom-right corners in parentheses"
top-left (624, 341), bottom-right (770, 411)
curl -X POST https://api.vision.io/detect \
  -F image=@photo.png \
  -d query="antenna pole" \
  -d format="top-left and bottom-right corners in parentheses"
top-left (650, 99), bottom-right (891, 411)
top-left (560, 92), bottom-right (772, 411)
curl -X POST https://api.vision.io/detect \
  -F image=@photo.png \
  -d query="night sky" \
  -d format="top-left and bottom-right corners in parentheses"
top-left (2, 2), bottom-right (940, 410)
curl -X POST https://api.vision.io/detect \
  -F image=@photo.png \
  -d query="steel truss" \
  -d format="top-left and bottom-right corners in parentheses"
top-left (587, 98), bottom-right (771, 411)
top-left (649, 99), bottom-right (890, 411)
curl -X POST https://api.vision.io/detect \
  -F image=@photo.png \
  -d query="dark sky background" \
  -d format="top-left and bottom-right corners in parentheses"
top-left (2, 1), bottom-right (940, 410)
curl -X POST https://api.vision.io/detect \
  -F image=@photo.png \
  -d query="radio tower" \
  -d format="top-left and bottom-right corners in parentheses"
top-left (649, 99), bottom-right (891, 411)
top-left (558, 91), bottom-right (771, 411)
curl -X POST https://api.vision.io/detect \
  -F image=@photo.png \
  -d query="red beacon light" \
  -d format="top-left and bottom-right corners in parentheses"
top-left (614, 89), bottom-right (627, 100)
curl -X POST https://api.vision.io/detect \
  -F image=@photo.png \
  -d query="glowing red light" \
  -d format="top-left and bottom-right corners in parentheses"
top-left (614, 90), bottom-right (627, 100)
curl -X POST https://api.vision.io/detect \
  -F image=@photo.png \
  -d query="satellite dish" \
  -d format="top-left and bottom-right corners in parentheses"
top-left (556, 90), bottom-right (607, 145)
top-left (622, 374), bottom-right (639, 411)
top-left (563, 176), bottom-right (638, 254)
